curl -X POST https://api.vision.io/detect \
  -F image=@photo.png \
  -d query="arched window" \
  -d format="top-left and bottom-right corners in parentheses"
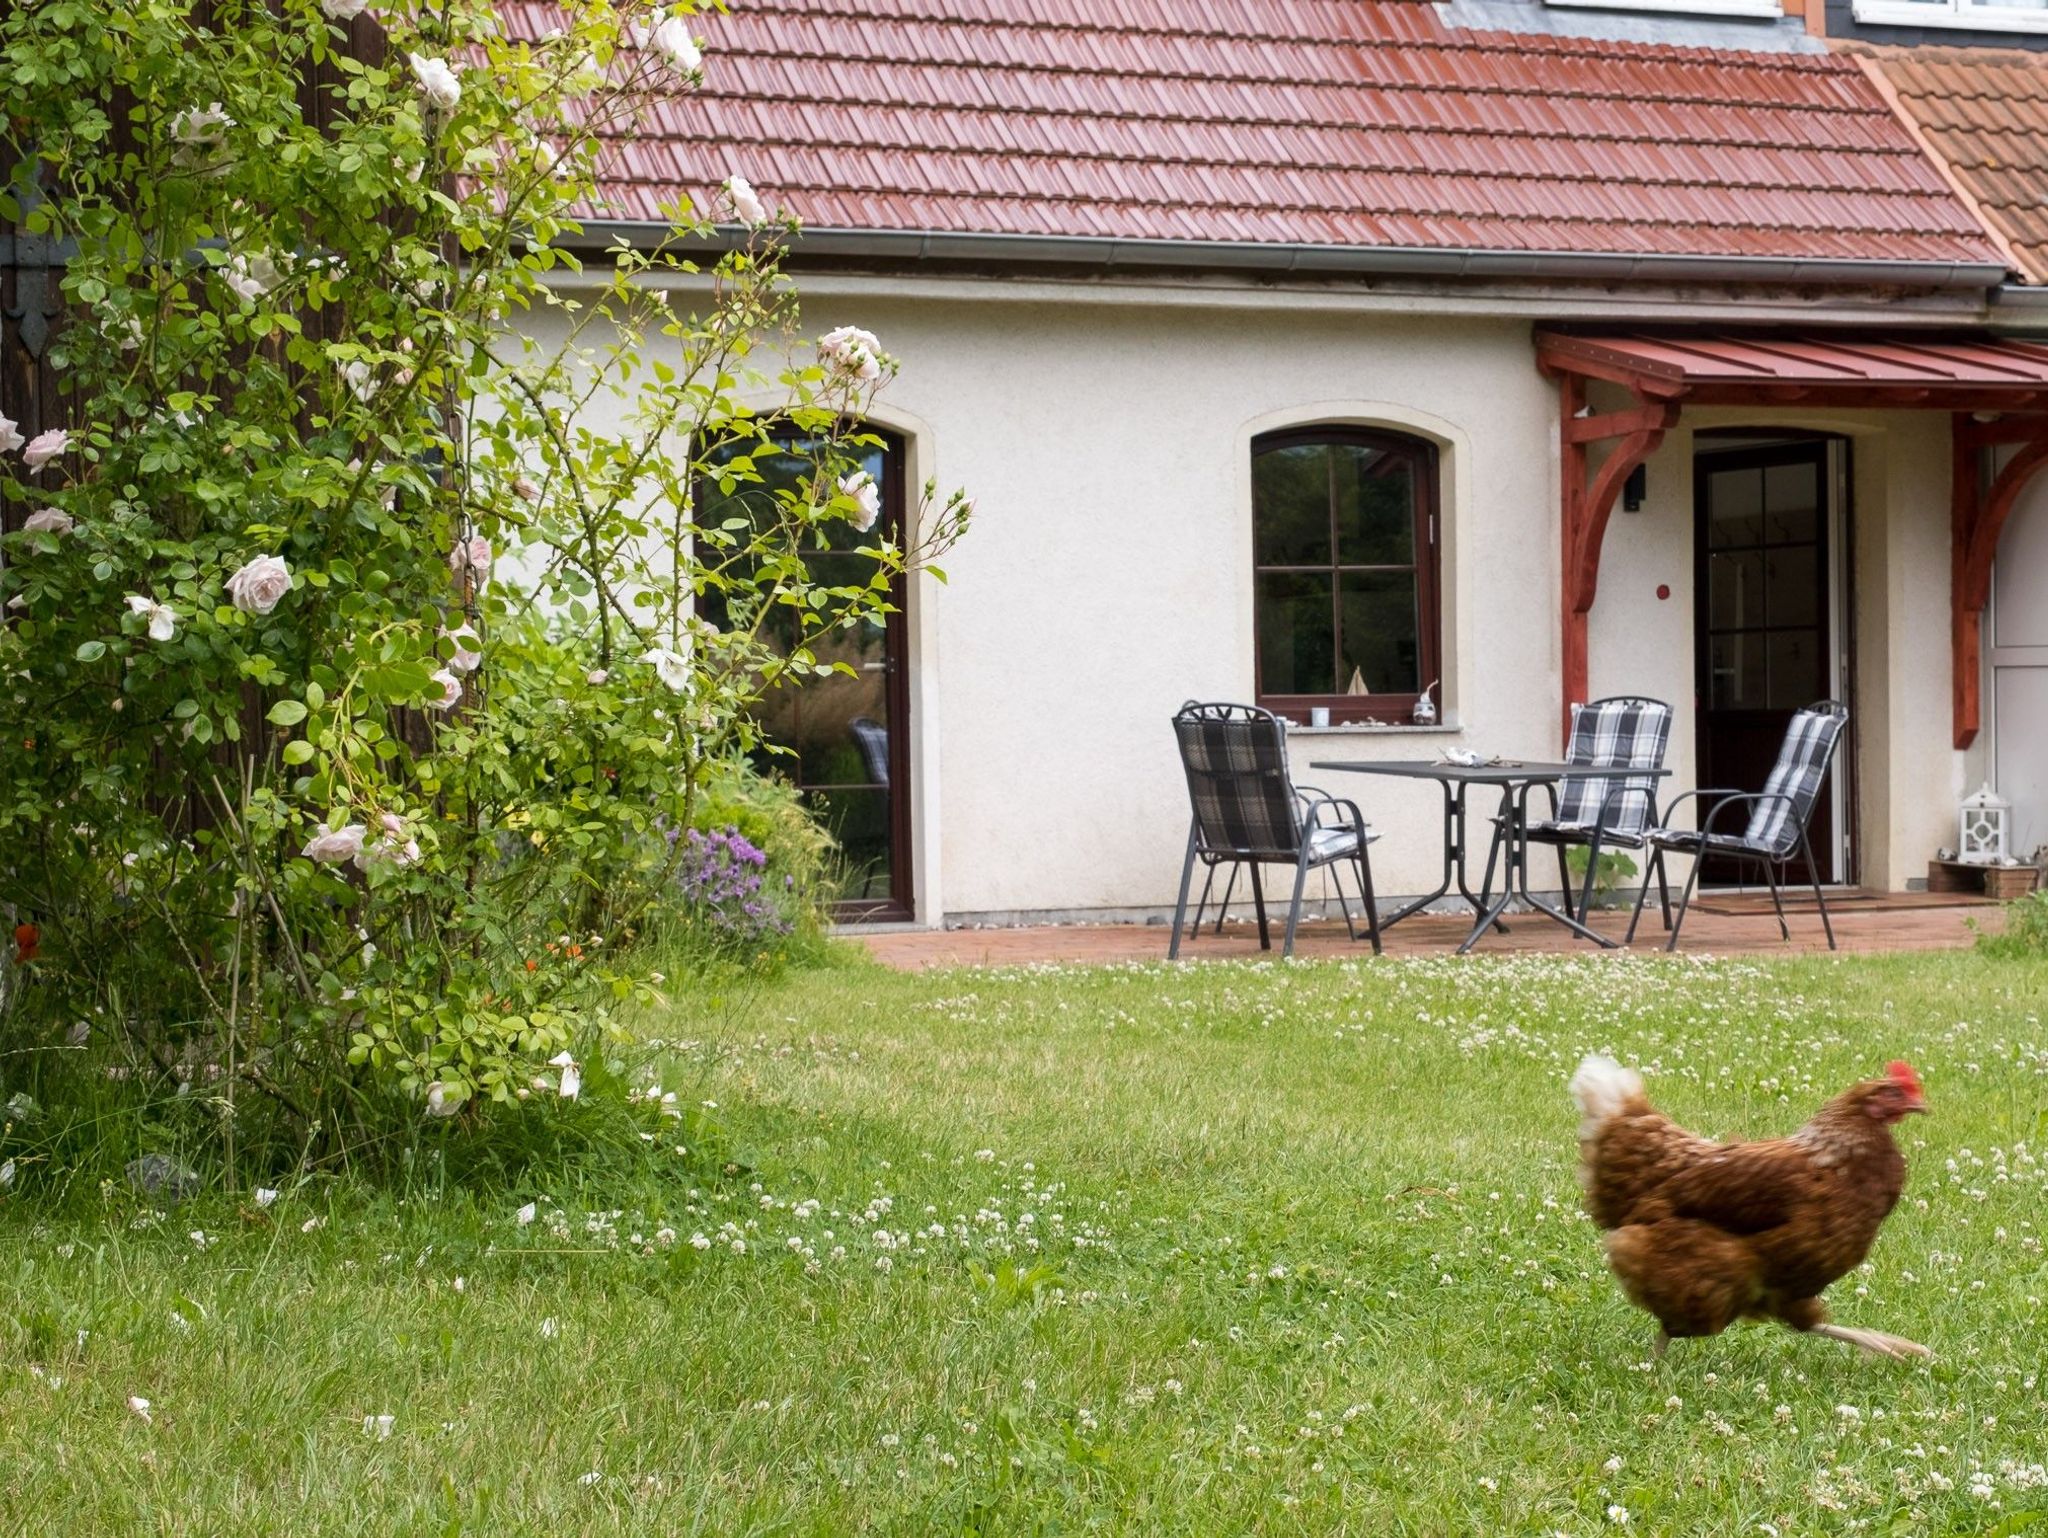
top-left (1251, 426), bottom-right (1441, 724)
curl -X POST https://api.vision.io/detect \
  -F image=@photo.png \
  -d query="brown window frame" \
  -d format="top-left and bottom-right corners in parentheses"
top-left (1250, 425), bottom-right (1443, 726)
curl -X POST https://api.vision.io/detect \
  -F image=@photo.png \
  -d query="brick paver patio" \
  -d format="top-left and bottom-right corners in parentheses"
top-left (859, 893), bottom-right (2003, 970)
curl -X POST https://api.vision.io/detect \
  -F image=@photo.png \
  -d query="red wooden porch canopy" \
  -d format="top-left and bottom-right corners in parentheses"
top-left (1534, 330), bottom-right (2048, 750)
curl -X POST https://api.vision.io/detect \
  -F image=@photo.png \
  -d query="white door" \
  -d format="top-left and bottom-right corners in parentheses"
top-left (1992, 474), bottom-right (2048, 862)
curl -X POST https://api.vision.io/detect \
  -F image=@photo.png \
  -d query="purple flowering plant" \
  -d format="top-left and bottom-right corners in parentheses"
top-left (670, 826), bottom-right (794, 943)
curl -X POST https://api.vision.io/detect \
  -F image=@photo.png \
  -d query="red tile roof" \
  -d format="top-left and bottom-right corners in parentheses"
top-left (1857, 48), bottom-right (2048, 283)
top-left (505, 0), bottom-right (2007, 270)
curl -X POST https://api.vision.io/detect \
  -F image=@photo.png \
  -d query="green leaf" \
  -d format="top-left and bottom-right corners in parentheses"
top-left (75, 640), bottom-right (107, 663)
top-left (267, 700), bottom-right (308, 726)
top-left (282, 740), bottom-right (315, 765)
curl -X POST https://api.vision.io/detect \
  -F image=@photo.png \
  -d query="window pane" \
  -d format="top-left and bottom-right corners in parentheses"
top-left (1764, 545), bottom-right (1818, 628)
top-left (1338, 570), bottom-right (1421, 696)
top-left (1253, 444), bottom-right (1332, 566)
top-left (1709, 632), bottom-right (1767, 710)
top-left (1706, 467), bottom-right (1763, 549)
top-left (1763, 461), bottom-right (1818, 546)
top-left (1708, 551), bottom-right (1764, 631)
top-left (1767, 630), bottom-right (1825, 710)
top-left (1257, 571), bottom-right (1335, 695)
top-left (1334, 445), bottom-right (1417, 566)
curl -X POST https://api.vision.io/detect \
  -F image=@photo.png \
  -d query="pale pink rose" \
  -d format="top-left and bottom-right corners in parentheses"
top-left (170, 103), bottom-right (233, 146)
top-left (0, 414), bottom-right (23, 454)
top-left (302, 824), bottom-right (367, 864)
top-left (512, 475), bottom-right (541, 503)
top-left (322, 0), bottom-right (369, 18)
top-left (425, 1082), bottom-right (461, 1117)
top-left (358, 833), bottom-right (421, 870)
top-left (448, 534), bottom-right (492, 585)
top-left (641, 647), bottom-right (689, 693)
top-left (378, 812), bottom-right (406, 836)
top-left (839, 471), bottom-right (881, 533)
top-left (428, 668), bottom-right (463, 711)
top-left (410, 53), bottom-right (462, 111)
top-left (226, 553), bottom-right (291, 615)
top-left (722, 176), bottom-right (767, 227)
top-left (586, 668), bottom-right (609, 686)
top-left (817, 326), bottom-right (883, 382)
top-left (124, 594), bottom-right (177, 642)
top-left (646, 16), bottom-right (702, 76)
top-left (442, 624), bottom-right (482, 675)
top-left (23, 429), bottom-right (69, 473)
top-left (22, 508), bottom-right (73, 535)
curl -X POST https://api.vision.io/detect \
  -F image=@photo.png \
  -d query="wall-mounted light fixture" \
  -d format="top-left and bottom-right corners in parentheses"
top-left (1622, 463), bottom-right (1647, 512)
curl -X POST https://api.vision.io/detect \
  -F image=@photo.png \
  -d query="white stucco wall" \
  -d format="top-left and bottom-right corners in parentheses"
top-left (523, 278), bottom-right (1971, 922)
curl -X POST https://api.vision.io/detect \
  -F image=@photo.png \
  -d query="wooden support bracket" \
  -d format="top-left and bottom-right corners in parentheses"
top-left (1557, 373), bottom-right (1682, 743)
top-left (1953, 413), bottom-right (2048, 749)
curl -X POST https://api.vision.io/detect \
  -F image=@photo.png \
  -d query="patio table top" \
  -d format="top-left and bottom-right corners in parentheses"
top-left (1308, 759), bottom-right (1670, 785)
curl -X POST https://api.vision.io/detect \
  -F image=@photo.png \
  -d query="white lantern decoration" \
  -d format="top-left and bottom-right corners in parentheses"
top-left (1958, 782), bottom-right (2010, 865)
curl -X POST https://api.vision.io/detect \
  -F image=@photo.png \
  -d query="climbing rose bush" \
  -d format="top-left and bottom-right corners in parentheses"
top-left (0, 0), bottom-right (968, 1161)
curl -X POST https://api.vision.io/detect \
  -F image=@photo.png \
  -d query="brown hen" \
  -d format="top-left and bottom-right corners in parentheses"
top-left (1570, 1054), bottom-right (1931, 1361)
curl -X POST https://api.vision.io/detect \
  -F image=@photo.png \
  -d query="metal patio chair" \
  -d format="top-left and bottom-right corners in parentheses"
top-left (1168, 701), bottom-right (1382, 959)
top-left (1522, 695), bottom-right (1674, 921)
top-left (1628, 700), bottom-right (1849, 952)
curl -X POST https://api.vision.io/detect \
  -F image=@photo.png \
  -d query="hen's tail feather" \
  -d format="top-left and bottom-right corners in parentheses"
top-left (1570, 1053), bottom-right (1645, 1140)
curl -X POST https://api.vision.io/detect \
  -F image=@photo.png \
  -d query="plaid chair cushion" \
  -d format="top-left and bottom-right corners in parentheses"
top-left (1532, 697), bottom-right (1672, 842)
top-left (1743, 704), bottom-right (1847, 855)
top-left (1174, 704), bottom-right (1303, 859)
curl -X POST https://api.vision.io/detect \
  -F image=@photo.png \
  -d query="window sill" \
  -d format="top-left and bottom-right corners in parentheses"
top-left (1286, 721), bottom-right (1463, 735)
top-left (1850, 0), bottom-right (2048, 26)
top-left (1548, 0), bottom-right (1785, 16)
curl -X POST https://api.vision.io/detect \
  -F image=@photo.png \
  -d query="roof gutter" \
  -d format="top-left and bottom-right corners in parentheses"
top-left (566, 221), bottom-right (2012, 292)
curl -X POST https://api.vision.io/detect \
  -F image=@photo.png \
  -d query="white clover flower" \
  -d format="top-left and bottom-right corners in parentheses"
top-left (23, 429), bottom-right (69, 473)
top-left (1607, 1506), bottom-right (1630, 1526)
top-left (817, 325), bottom-right (884, 382)
top-left (722, 175), bottom-right (767, 227)
top-left (301, 824), bottom-right (366, 864)
top-left (409, 53), bottom-right (462, 111)
top-left (22, 508), bottom-right (73, 535)
top-left (171, 102), bottom-right (233, 146)
top-left (641, 646), bottom-right (690, 693)
top-left (839, 470), bottom-right (881, 533)
top-left (226, 553), bottom-right (291, 615)
top-left (124, 594), bottom-right (178, 642)
top-left (646, 15), bottom-right (702, 76)
top-left (363, 1413), bottom-right (394, 1438)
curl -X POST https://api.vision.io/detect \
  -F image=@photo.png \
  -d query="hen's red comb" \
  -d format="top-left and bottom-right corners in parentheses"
top-left (1887, 1060), bottom-right (1923, 1096)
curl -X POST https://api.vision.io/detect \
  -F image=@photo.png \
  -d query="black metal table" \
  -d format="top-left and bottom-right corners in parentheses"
top-left (1307, 759), bottom-right (1670, 954)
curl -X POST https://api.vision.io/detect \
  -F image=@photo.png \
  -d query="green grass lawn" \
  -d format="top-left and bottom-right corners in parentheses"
top-left (5, 950), bottom-right (2048, 1535)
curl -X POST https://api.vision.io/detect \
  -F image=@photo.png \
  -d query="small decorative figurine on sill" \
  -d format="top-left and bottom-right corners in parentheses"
top-left (1412, 681), bottom-right (1438, 726)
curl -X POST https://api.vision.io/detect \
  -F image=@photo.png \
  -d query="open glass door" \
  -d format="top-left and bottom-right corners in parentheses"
top-left (1692, 436), bottom-right (1852, 887)
top-left (697, 429), bottom-right (911, 920)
